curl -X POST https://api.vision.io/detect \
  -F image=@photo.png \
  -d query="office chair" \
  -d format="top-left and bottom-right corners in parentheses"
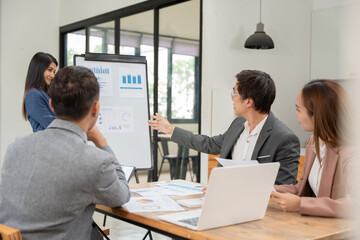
top-left (158, 139), bottom-right (184, 179)
top-left (0, 224), bottom-right (22, 240)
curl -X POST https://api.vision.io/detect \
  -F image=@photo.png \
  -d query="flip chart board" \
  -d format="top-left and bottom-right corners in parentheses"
top-left (75, 53), bottom-right (152, 170)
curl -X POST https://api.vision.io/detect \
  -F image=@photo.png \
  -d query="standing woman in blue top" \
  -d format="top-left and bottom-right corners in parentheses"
top-left (22, 52), bottom-right (58, 132)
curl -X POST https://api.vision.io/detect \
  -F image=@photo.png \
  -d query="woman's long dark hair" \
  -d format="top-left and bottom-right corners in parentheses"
top-left (22, 52), bottom-right (58, 120)
top-left (302, 79), bottom-right (354, 159)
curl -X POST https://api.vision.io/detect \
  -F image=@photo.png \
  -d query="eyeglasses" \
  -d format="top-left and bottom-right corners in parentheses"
top-left (231, 89), bottom-right (240, 98)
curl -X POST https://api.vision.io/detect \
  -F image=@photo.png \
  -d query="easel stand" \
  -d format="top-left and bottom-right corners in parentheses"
top-left (134, 169), bottom-right (140, 184)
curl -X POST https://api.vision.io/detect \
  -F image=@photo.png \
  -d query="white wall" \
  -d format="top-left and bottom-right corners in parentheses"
top-left (311, 3), bottom-right (360, 81)
top-left (311, 2), bottom-right (360, 106)
top-left (200, 0), bottom-right (312, 182)
top-left (0, 0), bottom-right (60, 171)
top-left (59, 0), bottom-right (145, 27)
top-left (312, 0), bottom-right (360, 10)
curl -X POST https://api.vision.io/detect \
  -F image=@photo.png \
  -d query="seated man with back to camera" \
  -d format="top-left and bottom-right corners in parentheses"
top-left (0, 66), bottom-right (130, 240)
top-left (148, 70), bottom-right (300, 185)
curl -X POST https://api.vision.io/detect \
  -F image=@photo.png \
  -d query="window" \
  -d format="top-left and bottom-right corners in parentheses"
top-left (171, 54), bottom-right (196, 119)
top-left (59, 0), bottom-right (202, 181)
top-left (60, 0), bottom-right (200, 123)
top-left (89, 21), bottom-right (115, 54)
top-left (157, 41), bottom-right (199, 122)
top-left (159, 0), bottom-right (200, 122)
top-left (65, 29), bottom-right (86, 66)
top-left (118, 17), bottom-right (199, 122)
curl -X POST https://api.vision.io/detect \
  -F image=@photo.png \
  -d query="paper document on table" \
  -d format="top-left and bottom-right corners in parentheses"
top-left (123, 196), bottom-right (184, 212)
top-left (165, 180), bottom-right (205, 188)
top-left (132, 181), bottom-right (205, 197)
top-left (155, 181), bottom-right (205, 196)
top-left (131, 187), bottom-right (167, 197)
top-left (216, 157), bottom-right (259, 167)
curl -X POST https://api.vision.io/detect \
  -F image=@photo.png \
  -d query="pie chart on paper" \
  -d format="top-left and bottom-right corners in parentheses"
top-left (136, 199), bottom-right (154, 204)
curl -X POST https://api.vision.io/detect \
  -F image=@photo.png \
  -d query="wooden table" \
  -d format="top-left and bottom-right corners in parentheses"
top-left (96, 182), bottom-right (356, 240)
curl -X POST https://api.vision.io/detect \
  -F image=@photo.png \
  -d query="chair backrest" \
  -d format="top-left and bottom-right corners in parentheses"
top-left (182, 147), bottom-right (189, 158)
top-left (297, 155), bottom-right (306, 183)
top-left (208, 154), bottom-right (220, 180)
top-left (176, 145), bottom-right (184, 160)
top-left (160, 139), bottom-right (170, 155)
top-left (0, 224), bottom-right (22, 240)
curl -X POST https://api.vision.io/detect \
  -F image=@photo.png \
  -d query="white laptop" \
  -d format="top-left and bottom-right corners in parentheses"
top-left (158, 162), bottom-right (280, 231)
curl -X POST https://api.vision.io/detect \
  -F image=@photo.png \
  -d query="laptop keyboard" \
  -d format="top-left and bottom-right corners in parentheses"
top-left (179, 217), bottom-right (199, 226)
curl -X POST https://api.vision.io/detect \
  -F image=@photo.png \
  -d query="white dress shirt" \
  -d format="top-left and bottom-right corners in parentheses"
top-left (308, 139), bottom-right (328, 197)
top-left (231, 115), bottom-right (268, 161)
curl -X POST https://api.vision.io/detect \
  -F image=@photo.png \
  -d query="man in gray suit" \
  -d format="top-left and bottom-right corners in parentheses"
top-left (0, 66), bottom-right (130, 239)
top-left (148, 70), bottom-right (300, 185)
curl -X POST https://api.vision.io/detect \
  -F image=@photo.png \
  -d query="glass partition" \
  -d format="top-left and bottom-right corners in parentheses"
top-left (65, 29), bottom-right (86, 66)
top-left (159, 0), bottom-right (200, 123)
top-left (89, 21), bottom-right (115, 54)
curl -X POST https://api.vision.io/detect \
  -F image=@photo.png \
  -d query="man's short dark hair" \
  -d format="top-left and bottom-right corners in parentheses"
top-left (50, 66), bottom-right (99, 121)
top-left (236, 70), bottom-right (276, 114)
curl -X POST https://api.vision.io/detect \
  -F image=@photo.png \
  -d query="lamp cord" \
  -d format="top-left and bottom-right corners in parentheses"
top-left (260, 0), bottom-right (262, 22)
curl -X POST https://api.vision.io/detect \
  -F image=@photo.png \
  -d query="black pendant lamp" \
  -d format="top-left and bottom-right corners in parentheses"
top-left (244, 0), bottom-right (274, 49)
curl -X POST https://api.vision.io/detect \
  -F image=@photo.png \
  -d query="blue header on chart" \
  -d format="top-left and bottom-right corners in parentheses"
top-left (91, 66), bottom-right (110, 74)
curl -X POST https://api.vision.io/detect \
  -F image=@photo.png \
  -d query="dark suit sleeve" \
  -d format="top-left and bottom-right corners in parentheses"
top-left (274, 133), bottom-right (300, 185)
top-left (93, 146), bottom-right (130, 207)
top-left (171, 127), bottom-right (224, 155)
top-left (170, 117), bottom-right (243, 155)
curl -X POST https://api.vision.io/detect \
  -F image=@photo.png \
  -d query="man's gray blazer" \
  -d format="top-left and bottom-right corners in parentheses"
top-left (171, 112), bottom-right (300, 184)
top-left (0, 119), bottom-right (130, 240)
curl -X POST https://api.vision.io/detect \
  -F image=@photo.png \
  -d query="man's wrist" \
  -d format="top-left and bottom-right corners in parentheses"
top-left (169, 125), bottom-right (175, 135)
